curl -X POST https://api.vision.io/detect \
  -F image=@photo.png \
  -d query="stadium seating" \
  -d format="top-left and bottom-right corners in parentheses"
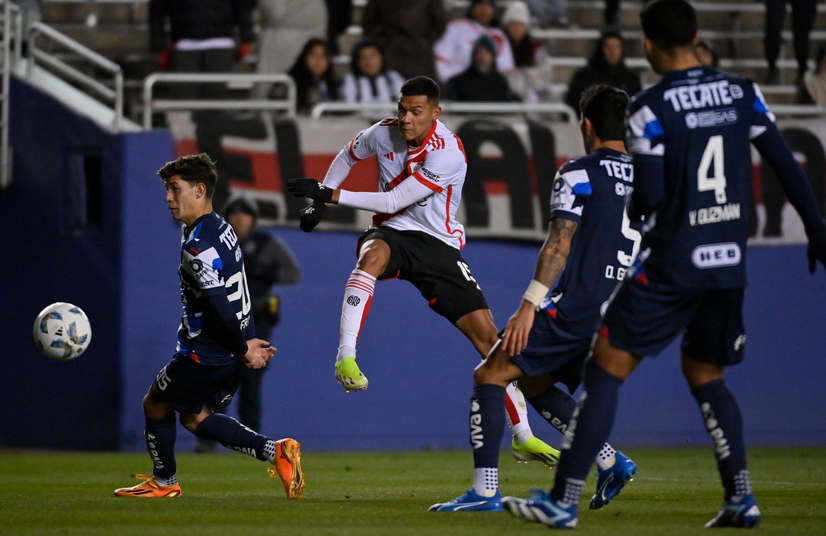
top-left (34, 0), bottom-right (826, 119)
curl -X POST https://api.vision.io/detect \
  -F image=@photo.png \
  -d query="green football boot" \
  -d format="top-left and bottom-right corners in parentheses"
top-left (335, 357), bottom-right (369, 392)
top-left (512, 437), bottom-right (560, 467)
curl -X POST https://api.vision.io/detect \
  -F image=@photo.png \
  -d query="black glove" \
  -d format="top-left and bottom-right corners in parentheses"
top-left (286, 178), bottom-right (334, 203)
top-left (299, 201), bottom-right (326, 233)
top-left (807, 221), bottom-right (826, 274)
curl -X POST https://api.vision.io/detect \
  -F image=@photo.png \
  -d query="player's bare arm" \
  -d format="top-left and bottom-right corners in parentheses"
top-left (502, 218), bottom-right (578, 356)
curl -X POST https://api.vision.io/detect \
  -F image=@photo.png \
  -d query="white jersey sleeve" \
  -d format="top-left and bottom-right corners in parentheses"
top-left (337, 177), bottom-right (436, 214)
top-left (413, 142), bottom-right (466, 193)
top-left (322, 120), bottom-right (389, 188)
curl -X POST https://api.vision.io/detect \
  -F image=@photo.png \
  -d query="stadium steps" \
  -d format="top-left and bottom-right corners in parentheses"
top-left (33, 0), bottom-right (826, 111)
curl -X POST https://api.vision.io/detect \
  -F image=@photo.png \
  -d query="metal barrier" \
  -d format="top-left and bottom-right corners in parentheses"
top-left (27, 21), bottom-right (123, 129)
top-left (141, 72), bottom-right (297, 130)
top-left (309, 101), bottom-right (579, 124)
top-left (769, 105), bottom-right (826, 117)
top-left (1, 0), bottom-right (22, 188)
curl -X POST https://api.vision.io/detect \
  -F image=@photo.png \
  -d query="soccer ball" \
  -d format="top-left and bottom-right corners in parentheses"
top-left (32, 302), bottom-right (92, 361)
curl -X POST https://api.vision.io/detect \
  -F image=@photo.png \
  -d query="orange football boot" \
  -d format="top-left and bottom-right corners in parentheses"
top-left (114, 474), bottom-right (182, 497)
top-left (267, 438), bottom-right (305, 499)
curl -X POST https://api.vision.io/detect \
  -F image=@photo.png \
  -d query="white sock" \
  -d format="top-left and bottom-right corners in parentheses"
top-left (154, 474), bottom-right (177, 487)
top-left (473, 467), bottom-right (498, 497)
top-left (595, 443), bottom-right (617, 471)
top-left (263, 439), bottom-right (277, 464)
top-left (505, 383), bottom-right (533, 444)
top-left (336, 269), bottom-right (376, 363)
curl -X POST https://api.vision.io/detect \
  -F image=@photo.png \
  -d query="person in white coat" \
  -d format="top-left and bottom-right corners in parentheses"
top-left (342, 38), bottom-right (406, 118)
top-left (434, 0), bottom-right (514, 83)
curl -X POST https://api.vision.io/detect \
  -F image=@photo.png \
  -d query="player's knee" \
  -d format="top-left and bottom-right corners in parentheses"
top-left (357, 240), bottom-right (390, 276)
top-left (473, 353), bottom-right (511, 387)
top-left (681, 355), bottom-right (725, 388)
top-left (142, 392), bottom-right (171, 420)
top-left (179, 412), bottom-right (200, 433)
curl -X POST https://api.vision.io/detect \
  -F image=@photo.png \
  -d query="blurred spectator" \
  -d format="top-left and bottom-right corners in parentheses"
top-left (286, 38), bottom-right (340, 114)
top-left (764, 0), bottom-right (817, 84)
top-left (149, 0), bottom-right (254, 99)
top-left (434, 0), bottom-right (515, 83)
top-left (526, 0), bottom-right (569, 28)
top-left (502, 1), bottom-right (552, 102)
top-left (694, 40), bottom-right (719, 68)
top-left (224, 195), bottom-right (300, 432)
top-left (343, 38), bottom-right (405, 117)
top-left (504, 1), bottom-right (546, 67)
top-left (799, 44), bottom-right (826, 105)
top-left (362, 0), bottom-right (446, 81)
top-left (446, 35), bottom-right (519, 102)
top-left (325, 0), bottom-right (352, 56)
top-left (565, 30), bottom-right (641, 118)
top-left (604, 0), bottom-right (652, 29)
top-left (253, 0), bottom-right (327, 99)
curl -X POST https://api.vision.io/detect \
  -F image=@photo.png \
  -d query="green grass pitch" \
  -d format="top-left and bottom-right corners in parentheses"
top-left (1, 447), bottom-right (824, 535)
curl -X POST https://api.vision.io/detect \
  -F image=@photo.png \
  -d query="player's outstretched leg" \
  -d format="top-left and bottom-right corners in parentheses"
top-left (194, 413), bottom-right (305, 499)
top-left (526, 383), bottom-right (635, 508)
top-left (115, 398), bottom-right (181, 497)
top-left (507, 383), bottom-right (560, 467)
top-left (691, 378), bottom-right (760, 528)
top-left (429, 384), bottom-right (506, 512)
top-left (335, 268), bottom-right (376, 392)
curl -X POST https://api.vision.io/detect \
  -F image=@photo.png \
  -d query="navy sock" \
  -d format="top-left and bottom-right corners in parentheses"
top-left (691, 379), bottom-right (750, 499)
top-left (551, 359), bottom-right (623, 502)
top-left (527, 385), bottom-right (577, 435)
top-left (145, 413), bottom-right (177, 480)
top-left (471, 384), bottom-right (506, 469)
top-left (194, 413), bottom-right (270, 461)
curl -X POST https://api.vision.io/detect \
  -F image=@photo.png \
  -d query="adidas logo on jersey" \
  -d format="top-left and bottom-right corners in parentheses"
top-left (383, 152), bottom-right (395, 161)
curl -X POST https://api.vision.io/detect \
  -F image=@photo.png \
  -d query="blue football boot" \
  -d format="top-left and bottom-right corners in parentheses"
top-left (704, 494), bottom-right (761, 528)
top-left (428, 489), bottom-right (503, 512)
top-left (502, 489), bottom-right (578, 529)
top-left (589, 451), bottom-right (637, 510)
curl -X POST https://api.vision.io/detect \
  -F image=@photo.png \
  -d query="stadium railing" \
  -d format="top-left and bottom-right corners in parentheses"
top-left (0, 0), bottom-right (22, 189)
top-left (141, 72), bottom-right (297, 130)
top-left (308, 101), bottom-right (580, 123)
top-left (27, 21), bottom-right (123, 129)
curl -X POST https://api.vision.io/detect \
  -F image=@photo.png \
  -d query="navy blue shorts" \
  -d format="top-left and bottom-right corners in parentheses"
top-left (149, 354), bottom-right (244, 415)
top-left (510, 312), bottom-right (592, 393)
top-left (602, 275), bottom-right (746, 366)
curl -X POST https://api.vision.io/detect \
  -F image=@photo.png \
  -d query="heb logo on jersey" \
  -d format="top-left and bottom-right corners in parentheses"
top-left (685, 108), bottom-right (738, 129)
top-left (691, 242), bottom-right (741, 269)
top-left (663, 80), bottom-right (744, 112)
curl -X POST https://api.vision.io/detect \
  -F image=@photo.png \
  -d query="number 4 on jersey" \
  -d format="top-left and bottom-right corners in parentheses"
top-left (698, 135), bottom-right (728, 204)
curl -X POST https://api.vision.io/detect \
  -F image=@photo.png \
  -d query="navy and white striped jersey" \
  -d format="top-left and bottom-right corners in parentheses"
top-left (176, 212), bottom-right (255, 366)
top-left (627, 66), bottom-right (776, 289)
top-left (541, 148), bottom-right (642, 338)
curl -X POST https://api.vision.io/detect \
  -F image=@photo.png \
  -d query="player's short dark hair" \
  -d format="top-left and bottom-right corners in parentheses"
top-left (640, 0), bottom-right (698, 50)
top-left (580, 84), bottom-right (629, 142)
top-left (158, 153), bottom-right (218, 199)
top-left (400, 76), bottom-right (440, 106)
